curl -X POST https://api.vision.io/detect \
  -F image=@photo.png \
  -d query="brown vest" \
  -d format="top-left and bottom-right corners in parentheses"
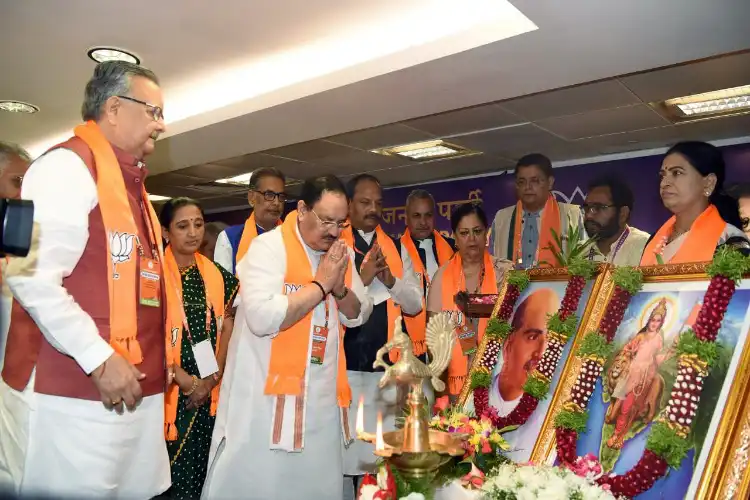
top-left (2, 137), bottom-right (166, 399)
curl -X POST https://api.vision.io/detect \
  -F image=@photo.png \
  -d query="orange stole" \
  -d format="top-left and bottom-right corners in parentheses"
top-left (236, 212), bottom-right (281, 270)
top-left (266, 211), bottom-right (352, 405)
top-left (400, 229), bottom-right (454, 355)
top-left (341, 225), bottom-right (404, 362)
top-left (641, 204), bottom-right (726, 265)
top-left (163, 249), bottom-right (225, 440)
top-left (441, 251), bottom-right (497, 395)
top-left (511, 194), bottom-right (561, 268)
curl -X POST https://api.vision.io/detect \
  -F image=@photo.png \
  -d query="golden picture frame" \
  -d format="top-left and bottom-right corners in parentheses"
top-left (529, 262), bottom-right (750, 500)
top-left (457, 264), bottom-right (610, 463)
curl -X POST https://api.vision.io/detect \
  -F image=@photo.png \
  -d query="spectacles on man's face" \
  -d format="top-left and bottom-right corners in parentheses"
top-left (254, 190), bottom-right (287, 203)
top-left (581, 203), bottom-right (616, 215)
top-left (117, 95), bottom-right (164, 122)
top-left (310, 208), bottom-right (350, 230)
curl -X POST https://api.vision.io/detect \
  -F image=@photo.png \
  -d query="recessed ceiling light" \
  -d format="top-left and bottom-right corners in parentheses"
top-left (0, 101), bottom-right (39, 114)
top-left (371, 139), bottom-right (477, 161)
top-left (148, 194), bottom-right (171, 202)
top-left (87, 47), bottom-right (140, 65)
top-left (662, 85), bottom-right (750, 120)
top-left (215, 173), bottom-right (253, 186)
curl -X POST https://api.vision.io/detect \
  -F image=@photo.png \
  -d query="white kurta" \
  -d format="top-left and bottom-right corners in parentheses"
top-left (587, 226), bottom-right (650, 267)
top-left (202, 225), bottom-right (373, 500)
top-left (0, 149), bottom-right (169, 498)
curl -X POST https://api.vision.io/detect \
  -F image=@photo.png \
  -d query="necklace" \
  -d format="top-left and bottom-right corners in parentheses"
top-left (588, 227), bottom-right (630, 263)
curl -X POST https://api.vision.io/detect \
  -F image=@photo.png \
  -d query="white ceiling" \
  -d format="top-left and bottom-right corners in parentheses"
top-left (2, 0), bottom-right (750, 190)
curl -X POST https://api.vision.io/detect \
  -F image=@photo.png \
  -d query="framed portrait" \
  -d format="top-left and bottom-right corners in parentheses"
top-left (534, 262), bottom-right (750, 500)
top-left (457, 265), bottom-right (609, 463)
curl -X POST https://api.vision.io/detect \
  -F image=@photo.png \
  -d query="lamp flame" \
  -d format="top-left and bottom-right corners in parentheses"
top-left (356, 395), bottom-right (364, 436)
top-left (376, 411), bottom-right (384, 451)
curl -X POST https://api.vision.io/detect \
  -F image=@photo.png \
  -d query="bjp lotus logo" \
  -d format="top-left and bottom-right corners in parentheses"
top-left (109, 232), bottom-right (135, 279)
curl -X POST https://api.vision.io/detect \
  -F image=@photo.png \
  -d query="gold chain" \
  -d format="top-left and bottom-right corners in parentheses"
top-left (170, 409), bottom-right (199, 466)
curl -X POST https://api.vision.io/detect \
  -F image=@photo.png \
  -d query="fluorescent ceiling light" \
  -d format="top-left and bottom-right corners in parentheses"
top-left (372, 140), bottom-right (477, 161)
top-left (665, 85), bottom-right (750, 118)
top-left (0, 101), bottom-right (39, 114)
top-left (88, 47), bottom-right (140, 65)
top-left (215, 173), bottom-right (253, 186)
top-left (148, 194), bottom-right (171, 202)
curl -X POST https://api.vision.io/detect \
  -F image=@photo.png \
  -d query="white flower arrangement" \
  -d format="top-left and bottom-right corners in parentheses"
top-left (480, 464), bottom-right (619, 500)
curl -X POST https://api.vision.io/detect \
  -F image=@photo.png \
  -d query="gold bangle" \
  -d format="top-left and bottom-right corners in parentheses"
top-left (184, 375), bottom-right (199, 396)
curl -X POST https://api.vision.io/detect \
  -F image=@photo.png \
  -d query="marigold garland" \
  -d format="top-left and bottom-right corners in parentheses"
top-left (473, 260), bottom-right (596, 429)
top-left (554, 249), bottom-right (749, 499)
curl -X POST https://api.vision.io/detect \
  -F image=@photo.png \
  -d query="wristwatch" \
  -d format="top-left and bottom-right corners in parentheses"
top-left (332, 287), bottom-right (349, 300)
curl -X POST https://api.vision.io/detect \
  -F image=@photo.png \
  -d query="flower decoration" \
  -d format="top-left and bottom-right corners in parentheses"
top-left (481, 463), bottom-right (617, 500)
top-left (358, 463), bottom-right (398, 500)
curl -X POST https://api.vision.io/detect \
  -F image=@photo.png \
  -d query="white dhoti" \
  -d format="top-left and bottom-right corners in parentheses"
top-left (0, 379), bottom-right (170, 499)
top-left (343, 370), bottom-right (435, 476)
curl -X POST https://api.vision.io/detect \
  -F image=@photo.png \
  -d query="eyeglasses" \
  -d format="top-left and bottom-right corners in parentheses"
top-left (117, 95), bottom-right (164, 122)
top-left (581, 203), bottom-right (616, 215)
top-left (457, 227), bottom-right (486, 238)
top-left (254, 190), bottom-right (288, 203)
top-left (310, 208), bottom-right (350, 230)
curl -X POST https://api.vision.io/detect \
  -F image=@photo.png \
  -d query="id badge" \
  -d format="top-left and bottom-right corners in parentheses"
top-left (456, 324), bottom-right (477, 356)
top-left (139, 257), bottom-right (161, 307)
top-left (310, 325), bottom-right (329, 365)
top-left (192, 339), bottom-right (219, 378)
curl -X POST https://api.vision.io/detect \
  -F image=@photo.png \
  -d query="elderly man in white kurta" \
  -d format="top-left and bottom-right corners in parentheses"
top-left (202, 175), bottom-right (373, 500)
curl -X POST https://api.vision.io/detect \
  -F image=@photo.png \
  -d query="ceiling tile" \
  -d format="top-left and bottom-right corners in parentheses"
top-left (176, 163), bottom-right (245, 180)
top-left (535, 104), bottom-right (668, 140)
top-left (403, 104), bottom-right (523, 137)
top-left (371, 154), bottom-right (513, 186)
top-left (199, 196), bottom-right (249, 211)
top-left (145, 173), bottom-right (207, 190)
top-left (316, 148), bottom-right (407, 173)
top-left (675, 113), bottom-right (750, 142)
top-left (619, 51), bottom-right (750, 103)
top-left (325, 124), bottom-right (435, 150)
top-left (498, 80), bottom-right (641, 121)
top-left (449, 123), bottom-right (588, 161)
top-left (573, 126), bottom-right (683, 155)
top-left (213, 153), bottom-right (329, 180)
top-left (263, 140), bottom-right (360, 162)
top-left (145, 185), bottom-right (219, 199)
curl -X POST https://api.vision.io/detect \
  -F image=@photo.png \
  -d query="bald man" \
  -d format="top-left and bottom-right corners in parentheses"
top-left (0, 142), bottom-right (31, 200)
top-left (491, 287), bottom-right (559, 415)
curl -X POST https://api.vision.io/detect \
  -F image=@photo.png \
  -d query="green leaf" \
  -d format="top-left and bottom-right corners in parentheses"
top-left (656, 253), bottom-right (665, 265)
top-left (506, 271), bottom-right (530, 291)
top-left (612, 267), bottom-right (644, 295)
top-left (486, 318), bottom-right (512, 340)
top-left (547, 312), bottom-right (579, 339)
top-left (676, 329), bottom-right (720, 367)
top-left (707, 246), bottom-right (750, 283)
top-left (577, 332), bottom-right (614, 359)
top-left (554, 409), bottom-right (589, 433)
top-left (471, 370), bottom-right (492, 389)
top-left (646, 422), bottom-right (692, 469)
top-left (567, 257), bottom-right (598, 279)
top-left (523, 375), bottom-right (550, 400)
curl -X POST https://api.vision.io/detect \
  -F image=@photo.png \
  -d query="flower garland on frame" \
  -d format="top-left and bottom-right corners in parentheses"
top-left (472, 259), bottom-right (597, 429)
top-left (554, 249), bottom-right (749, 499)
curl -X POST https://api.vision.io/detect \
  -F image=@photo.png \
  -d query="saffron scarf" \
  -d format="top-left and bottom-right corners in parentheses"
top-left (236, 212), bottom-right (281, 269)
top-left (74, 121), bottom-right (163, 363)
top-left (265, 210), bottom-right (352, 405)
top-left (164, 248), bottom-right (225, 440)
top-left (640, 204), bottom-right (726, 266)
top-left (341, 225), bottom-right (404, 362)
top-left (441, 251), bottom-right (497, 395)
top-left (512, 194), bottom-right (561, 268)
top-left (400, 229), bottom-right (454, 355)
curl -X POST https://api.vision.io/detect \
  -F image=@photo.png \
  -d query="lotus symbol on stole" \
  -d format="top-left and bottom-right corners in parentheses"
top-left (373, 313), bottom-right (455, 392)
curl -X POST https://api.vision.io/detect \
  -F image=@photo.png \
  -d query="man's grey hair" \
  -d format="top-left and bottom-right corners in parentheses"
top-left (81, 61), bottom-right (159, 122)
top-left (405, 188), bottom-right (435, 208)
top-left (204, 221), bottom-right (229, 238)
top-left (0, 141), bottom-right (32, 171)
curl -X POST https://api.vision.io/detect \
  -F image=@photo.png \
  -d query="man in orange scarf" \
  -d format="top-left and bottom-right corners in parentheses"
top-left (203, 175), bottom-right (372, 500)
top-left (214, 167), bottom-right (286, 273)
top-left (340, 174), bottom-right (422, 488)
top-left (490, 154), bottom-right (583, 269)
top-left (0, 61), bottom-right (170, 498)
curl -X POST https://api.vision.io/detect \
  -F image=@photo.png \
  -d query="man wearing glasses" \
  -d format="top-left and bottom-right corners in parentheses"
top-left (489, 153), bottom-right (583, 268)
top-left (214, 167), bottom-right (287, 273)
top-left (582, 174), bottom-right (649, 267)
top-left (202, 175), bottom-right (372, 500)
top-left (0, 61), bottom-right (169, 498)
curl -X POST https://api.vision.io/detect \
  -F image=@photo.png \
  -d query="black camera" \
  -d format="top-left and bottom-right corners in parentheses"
top-left (0, 198), bottom-right (34, 257)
